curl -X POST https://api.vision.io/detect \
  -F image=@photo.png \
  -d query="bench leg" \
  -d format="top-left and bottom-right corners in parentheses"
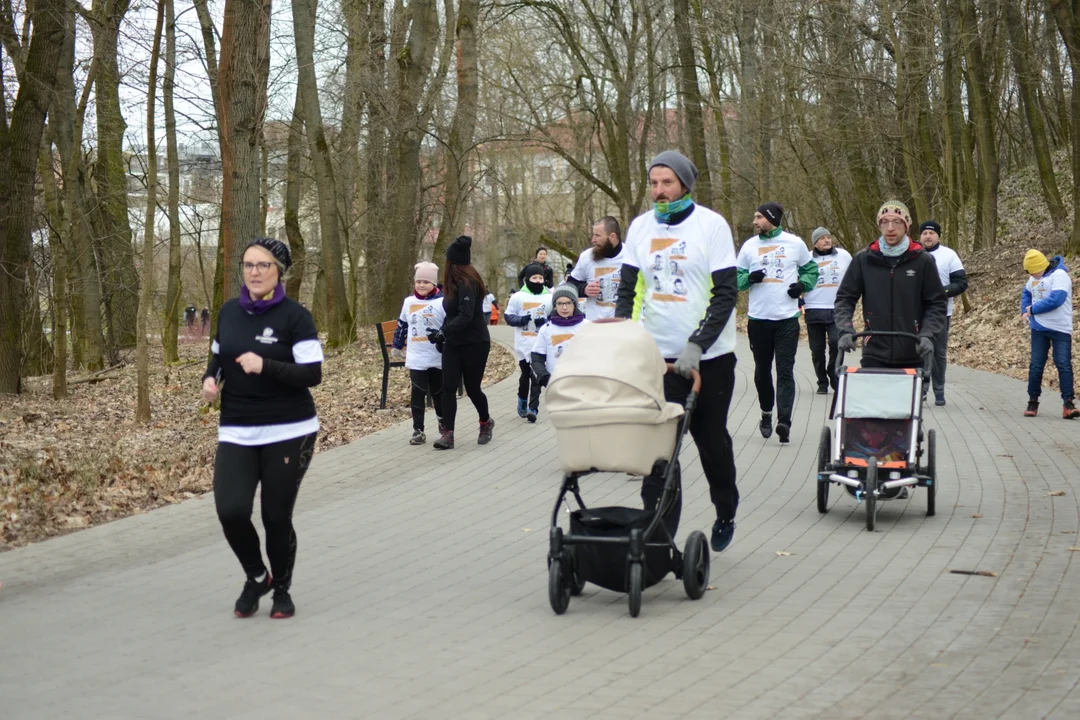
top-left (381, 364), bottom-right (390, 410)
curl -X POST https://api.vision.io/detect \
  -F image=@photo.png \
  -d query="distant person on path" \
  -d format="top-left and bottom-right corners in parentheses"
top-left (185, 304), bottom-right (197, 329)
top-left (529, 285), bottom-right (589, 411)
top-left (482, 290), bottom-right (498, 325)
top-left (1020, 249), bottom-right (1079, 419)
top-left (393, 262), bottom-right (446, 445)
top-left (428, 236), bottom-right (495, 449)
top-left (919, 221), bottom-right (968, 406)
top-left (200, 237), bottom-right (323, 619)
top-left (568, 216), bottom-right (626, 321)
top-left (505, 263), bottom-right (553, 422)
top-left (803, 227), bottom-right (852, 394)
top-left (517, 247), bottom-right (555, 288)
top-left (736, 201), bottom-right (818, 444)
top-left (834, 200), bottom-right (946, 372)
top-left (615, 149), bottom-right (740, 553)
top-left (201, 307), bottom-right (210, 335)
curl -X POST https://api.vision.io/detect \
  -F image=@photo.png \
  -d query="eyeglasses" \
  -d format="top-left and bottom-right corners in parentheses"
top-left (241, 261), bottom-right (274, 274)
top-left (555, 300), bottom-right (575, 308)
top-left (878, 218), bottom-right (906, 228)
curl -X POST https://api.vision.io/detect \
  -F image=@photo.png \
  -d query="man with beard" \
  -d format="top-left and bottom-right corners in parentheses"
top-left (568, 216), bottom-right (626, 320)
top-left (615, 150), bottom-right (740, 553)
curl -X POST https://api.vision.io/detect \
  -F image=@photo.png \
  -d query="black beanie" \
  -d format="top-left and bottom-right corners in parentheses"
top-left (919, 220), bottom-right (942, 236)
top-left (245, 237), bottom-right (292, 271)
top-left (522, 263), bottom-right (545, 281)
top-left (446, 235), bottom-right (472, 265)
top-left (756, 202), bottom-right (783, 228)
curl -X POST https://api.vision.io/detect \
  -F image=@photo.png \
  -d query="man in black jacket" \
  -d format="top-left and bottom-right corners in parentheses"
top-left (834, 200), bottom-right (947, 370)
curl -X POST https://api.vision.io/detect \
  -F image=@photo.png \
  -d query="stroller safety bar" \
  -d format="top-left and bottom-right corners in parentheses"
top-left (823, 473), bottom-right (925, 489)
top-left (826, 473), bottom-right (863, 488)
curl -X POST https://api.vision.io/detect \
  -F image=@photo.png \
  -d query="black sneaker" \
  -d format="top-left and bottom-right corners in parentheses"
top-left (270, 587), bottom-right (295, 619)
top-left (816, 385), bottom-right (829, 395)
top-left (526, 408), bottom-right (537, 423)
top-left (433, 430), bottom-right (455, 449)
top-left (935, 393), bottom-right (946, 407)
top-left (1065, 399), bottom-right (1080, 419)
top-left (409, 430), bottom-right (426, 445)
top-left (478, 418), bottom-right (495, 444)
top-left (776, 422), bottom-right (790, 444)
top-left (759, 413), bottom-right (773, 439)
top-left (234, 573), bottom-right (272, 618)
top-left (711, 519), bottom-right (735, 552)
top-left (1024, 400), bottom-right (1039, 417)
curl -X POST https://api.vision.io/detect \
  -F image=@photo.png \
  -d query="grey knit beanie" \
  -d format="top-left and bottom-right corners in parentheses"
top-left (811, 227), bottom-right (832, 245)
top-left (648, 150), bottom-right (699, 193)
top-left (549, 285), bottom-right (582, 316)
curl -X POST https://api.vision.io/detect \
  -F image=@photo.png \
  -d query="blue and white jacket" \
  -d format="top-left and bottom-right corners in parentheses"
top-left (1021, 256), bottom-right (1073, 335)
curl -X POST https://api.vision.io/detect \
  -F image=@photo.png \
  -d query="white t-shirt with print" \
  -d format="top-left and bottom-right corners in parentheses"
top-left (736, 231), bottom-right (813, 321)
top-left (505, 290), bottom-right (552, 361)
top-left (803, 248), bottom-right (853, 310)
top-left (532, 319), bottom-right (590, 374)
top-left (482, 293), bottom-right (495, 312)
top-left (927, 245), bottom-right (964, 317)
top-left (397, 295), bottom-right (447, 370)
top-left (624, 206), bottom-right (738, 360)
top-left (570, 245), bottom-right (627, 320)
top-left (1026, 268), bottom-right (1073, 335)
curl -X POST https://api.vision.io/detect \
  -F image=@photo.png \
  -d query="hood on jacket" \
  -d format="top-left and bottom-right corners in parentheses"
top-left (867, 238), bottom-right (925, 263)
top-left (1047, 255), bottom-right (1068, 274)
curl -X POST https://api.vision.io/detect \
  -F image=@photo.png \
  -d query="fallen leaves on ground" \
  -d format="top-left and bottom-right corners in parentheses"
top-left (949, 569), bottom-right (998, 577)
top-left (1049, 490), bottom-right (1067, 497)
top-left (0, 335), bottom-right (515, 549)
top-left (775, 550), bottom-right (794, 556)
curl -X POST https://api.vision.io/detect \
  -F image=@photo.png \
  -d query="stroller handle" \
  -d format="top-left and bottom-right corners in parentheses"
top-left (837, 330), bottom-right (931, 379)
top-left (665, 363), bottom-right (702, 394)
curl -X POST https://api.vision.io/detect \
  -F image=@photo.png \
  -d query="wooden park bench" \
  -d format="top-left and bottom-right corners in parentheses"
top-left (375, 319), bottom-right (460, 411)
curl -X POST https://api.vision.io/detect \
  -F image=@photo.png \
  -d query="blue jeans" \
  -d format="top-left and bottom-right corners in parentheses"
top-left (1028, 329), bottom-right (1074, 401)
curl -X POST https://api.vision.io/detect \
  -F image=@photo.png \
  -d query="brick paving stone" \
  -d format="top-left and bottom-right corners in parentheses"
top-left (2, 326), bottom-right (1080, 719)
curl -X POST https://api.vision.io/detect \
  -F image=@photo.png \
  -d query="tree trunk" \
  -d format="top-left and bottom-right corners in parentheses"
top-left (162, 0), bottom-right (183, 363)
top-left (284, 86), bottom-right (307, 300)
top-left (432, 0), bottom-right (479, 260)
top-left (692, 0), bottom-right (733, 221)
top-left (1005, 1), bottom-right (1066, 227)
top-left (673, 0), bottom-right (711, 208)
top-left (39, 142), bottom-right (68, 398)
top-left (1048, 0), bottom-right (1080, 254)
top-left (293, 0), bottom-right (355, 344)
top-left (91, 0), bottom-right (139, 351)
top-left (0, 0), bottom-right (66, 393)
top-left (217, 0), bottom-right (272, 301)
top-left (958, 0), bottom-right (999, 250)
top-left (361, 0), bottom-right (389, 321)
top-left (137, 0), bottom-right (165, 423)
top-left (339, 0), bottom-right (367, 315)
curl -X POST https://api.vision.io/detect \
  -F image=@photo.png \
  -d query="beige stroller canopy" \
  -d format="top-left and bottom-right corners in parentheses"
top-left (546, 320), bottom-right (684, 475)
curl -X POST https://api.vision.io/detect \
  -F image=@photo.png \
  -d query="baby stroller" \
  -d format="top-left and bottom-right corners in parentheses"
top-left (816, 331), bottom-right (938, 531)
top-left (544, 319), bottom-right (710, 617)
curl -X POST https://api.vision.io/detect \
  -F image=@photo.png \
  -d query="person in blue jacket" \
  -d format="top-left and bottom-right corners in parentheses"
top-left (1021, 249), bottom-right (1079, 419)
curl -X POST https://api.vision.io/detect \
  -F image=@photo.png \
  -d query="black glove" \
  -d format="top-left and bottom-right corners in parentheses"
top-left (787, 282), bottom-right (803, 298)
top-left (917, 337), bottom-right (934, 358)
top-left (534, 370), bottom-right (550, 387)
top-left (426, 329), bottom-right (445, 353)
top-left (534, 316), bottom-right (547, 330)
top-left (748, 269), bottom-right (766, 285)
top-left (838, 333), bottom-right (857, 353)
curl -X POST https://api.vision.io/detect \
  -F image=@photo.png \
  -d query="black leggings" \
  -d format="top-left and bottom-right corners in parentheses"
top-left (409, 368), bottom-right (444, 432)
top-left (517, 359), bottom-right (543, 409)
top-left (214, 432), bottom-right (317, 589)
top-left (441, 341), bottom-right (490, 431)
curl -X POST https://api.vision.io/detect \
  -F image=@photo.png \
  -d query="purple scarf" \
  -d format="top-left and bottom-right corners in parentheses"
top-left (550, 314), bottom-right (586, 328)
top-left (239, 282), bottom-right (286, 315)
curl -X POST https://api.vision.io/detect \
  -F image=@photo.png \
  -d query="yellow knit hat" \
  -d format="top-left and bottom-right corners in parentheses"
top-left (877, 200), bottom-right (911, 229)
top-left (1023, 249), bottom-right (1050, 274)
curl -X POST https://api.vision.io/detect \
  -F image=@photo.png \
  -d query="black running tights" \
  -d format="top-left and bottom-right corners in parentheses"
top-left (441, 341), bottom-right (490, 431)
top-left (213, 432), bottom-right (317, 589)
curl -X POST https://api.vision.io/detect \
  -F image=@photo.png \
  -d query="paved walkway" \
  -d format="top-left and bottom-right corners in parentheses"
top-left (3, 327), bottom-right (1079, 719)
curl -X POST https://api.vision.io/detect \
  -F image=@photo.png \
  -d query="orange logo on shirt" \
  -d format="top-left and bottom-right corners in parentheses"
top-left (651, 294), bottom-right (689, 303)
top-left (523, 302), bottom-right (542, 311)
top-left (649, 238), bottom-right (680, 253)
top-left (408, 303), bottom-right (426, 314)
top-left (756, 246), bottom-right (779, 256)
top-left (594, 266), bottom-right (618, 277)
top-left (551, 333), bottom-right (574, 345)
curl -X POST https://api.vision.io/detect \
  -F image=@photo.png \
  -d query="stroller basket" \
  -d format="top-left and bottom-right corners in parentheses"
top-left (570, 506), bottom-right (676, 593)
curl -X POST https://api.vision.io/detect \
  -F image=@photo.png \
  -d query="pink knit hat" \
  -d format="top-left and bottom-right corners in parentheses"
top-left (414, 261), bottom-right (439, 284)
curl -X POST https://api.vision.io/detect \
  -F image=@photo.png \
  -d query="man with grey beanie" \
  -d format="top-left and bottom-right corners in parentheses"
top-left (803, 228), bottom-right (852, 393)
top-left (615, 149), bottom-right (741, 554)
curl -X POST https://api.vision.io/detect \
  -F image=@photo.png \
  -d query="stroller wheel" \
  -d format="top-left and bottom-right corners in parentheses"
top-left (817, 427), bottom-right (831, 514)
top-left (568, 547), bottom-right (586, 596)
top-left (926, 429), bottom-right (937, 517)
top-left (627, 562), bottom-right (643, 618)
top-left (682, 531), bottom-right (710, 600)
top-left (548, 559), bottom-right (571, 615)
top-left (865, 458), bottom-right (878, 532)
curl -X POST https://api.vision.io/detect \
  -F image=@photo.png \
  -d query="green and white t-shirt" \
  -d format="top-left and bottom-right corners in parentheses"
top-left (737, 231), bottom-right (813, 320)
top-left (624, 206), bottom-right (738, 360)
top-left (570, 245), bottom-right (627, 320)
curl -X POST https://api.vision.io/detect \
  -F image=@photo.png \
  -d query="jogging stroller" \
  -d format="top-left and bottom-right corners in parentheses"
top-left (816, 331), bottom-right (938, 531)
top-left (544, 319), bottom-right (710, 617)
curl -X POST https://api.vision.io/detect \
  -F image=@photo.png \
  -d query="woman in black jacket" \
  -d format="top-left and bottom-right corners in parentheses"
top-left (429, 236), bottom-right (494, 449)
top-left (201, 237), bottom-right (322, 619)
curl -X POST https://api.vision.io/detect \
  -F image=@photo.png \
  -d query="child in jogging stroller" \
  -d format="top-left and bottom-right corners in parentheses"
top-left (544, 319), bottom-right (711, 617)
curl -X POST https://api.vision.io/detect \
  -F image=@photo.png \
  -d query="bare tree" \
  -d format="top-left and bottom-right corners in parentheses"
top-left (162, 0), bottom-right (183, 363)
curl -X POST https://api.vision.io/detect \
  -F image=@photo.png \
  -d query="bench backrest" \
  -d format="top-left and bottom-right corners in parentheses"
top-left (376, 320), bottom-right (400, 363)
